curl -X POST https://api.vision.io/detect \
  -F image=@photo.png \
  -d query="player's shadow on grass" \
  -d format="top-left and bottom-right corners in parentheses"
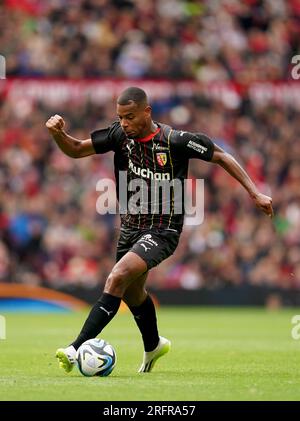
top-left (70, 372), bottom-right (177, 379)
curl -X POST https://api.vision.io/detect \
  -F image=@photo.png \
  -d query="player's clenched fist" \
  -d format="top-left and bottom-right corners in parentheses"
top-left (45, 114), bottom-right (65, 134)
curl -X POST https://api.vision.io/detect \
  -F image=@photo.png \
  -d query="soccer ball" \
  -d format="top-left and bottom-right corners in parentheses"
top-left (76, 338), bottom-right (116, 377)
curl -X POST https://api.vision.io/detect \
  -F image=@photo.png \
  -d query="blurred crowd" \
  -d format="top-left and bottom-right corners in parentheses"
top-left (0, 91), bottom-right (299, 290)
top-left (1, 0), bottom-right (299, 81)
top-left (0, 0), bottom-right (299, 291)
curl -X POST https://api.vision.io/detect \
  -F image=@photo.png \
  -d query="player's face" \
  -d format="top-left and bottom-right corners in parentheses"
top-left (117, 102), bottom-right (151, 138)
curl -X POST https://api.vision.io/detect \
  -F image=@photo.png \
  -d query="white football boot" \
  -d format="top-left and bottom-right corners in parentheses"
top-left (138, 336), bottom-right (171, 373)
top-left (55, 345), bottom-right (76, 373)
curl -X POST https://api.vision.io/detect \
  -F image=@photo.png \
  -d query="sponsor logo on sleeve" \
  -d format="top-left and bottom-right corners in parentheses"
top-left (187, 140), bottom-right (207, 154)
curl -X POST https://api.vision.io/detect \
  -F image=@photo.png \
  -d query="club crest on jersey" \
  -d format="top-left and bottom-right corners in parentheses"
top-left (156, 152), bottom-right (167, 167)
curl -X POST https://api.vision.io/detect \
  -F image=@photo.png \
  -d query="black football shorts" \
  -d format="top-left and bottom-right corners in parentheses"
top-left (116, 226), bottom-right (180, 270)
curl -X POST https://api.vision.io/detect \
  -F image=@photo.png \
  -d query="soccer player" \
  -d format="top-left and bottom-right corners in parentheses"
top-left (46, 87), bottom-right (273, 373)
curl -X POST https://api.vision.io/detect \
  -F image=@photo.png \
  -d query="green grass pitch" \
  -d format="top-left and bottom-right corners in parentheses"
top-left (0, 307), bottom-right (299, 401)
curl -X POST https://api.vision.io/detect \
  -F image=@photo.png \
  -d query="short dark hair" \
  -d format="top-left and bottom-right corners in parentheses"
top-left (117, 87), bottom-right (148, 107)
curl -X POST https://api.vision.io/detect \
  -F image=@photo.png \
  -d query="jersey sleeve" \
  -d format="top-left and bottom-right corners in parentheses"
top-left (90, 121), bottom-right (123, 154)
top-left (172, 130), bottom-right (214, 162)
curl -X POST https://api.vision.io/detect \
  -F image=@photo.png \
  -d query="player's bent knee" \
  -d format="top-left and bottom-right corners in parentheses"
top-left (104, 266), bottom-right (136, 296)
top-left (105, 271), bottom-right (127, 296)
top-left (104, 254), bottom-right (147, 297)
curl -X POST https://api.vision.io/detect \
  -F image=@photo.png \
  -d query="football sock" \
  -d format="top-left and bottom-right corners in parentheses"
top-left (129, 294), bottom-right (160, 352)
top-left (71, 293), bottom-right (121, 350)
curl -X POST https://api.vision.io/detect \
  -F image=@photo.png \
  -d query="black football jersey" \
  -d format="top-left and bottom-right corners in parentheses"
top-left (91, 121), bottom-right (214, 232)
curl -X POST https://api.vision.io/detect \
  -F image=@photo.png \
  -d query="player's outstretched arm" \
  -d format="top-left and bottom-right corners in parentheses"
top-left (211, 143), bottom-right (274, 218)
top-left (46, 114), bottom-right (95, 158)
